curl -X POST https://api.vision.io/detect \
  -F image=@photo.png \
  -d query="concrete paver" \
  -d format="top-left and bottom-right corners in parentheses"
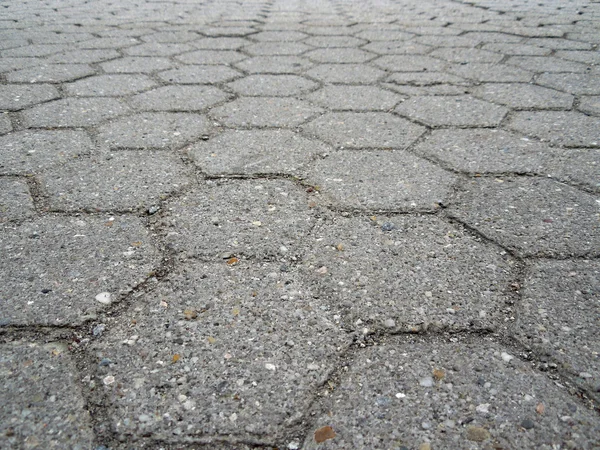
top-left (1, 0), bottom-right (599, 448)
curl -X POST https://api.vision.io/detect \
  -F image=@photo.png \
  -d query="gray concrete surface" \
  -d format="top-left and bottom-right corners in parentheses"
top-left (0, 0), bottom-right (599, 449)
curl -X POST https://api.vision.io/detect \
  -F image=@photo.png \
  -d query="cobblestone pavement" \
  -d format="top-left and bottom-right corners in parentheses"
top-left (1, 0), bottom-right (599, 448)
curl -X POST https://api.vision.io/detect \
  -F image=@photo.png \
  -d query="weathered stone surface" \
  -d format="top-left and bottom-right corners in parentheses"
top-left (300, 216), bottom-right (515, 331)
top-left (234, 55), bottom-right (313, 74)
top-left (40, 151), bottom-right (192, 212)
top-left (187, 129), bottom-right (329, 176)
top-left (100, 56), bottom-right (175, 73)
top-left (0, 178), bottom-right (35, 222)
top-left (507, 111), bottom-right (600, 147)
top-left (449, 177), bottom-right (600, 257)
top-left (0, 341), bottom-right (95, 449)
top-left (303, 112), bottom-right (425, 149)
top-left (160, 179), bottom-right (315, 259)
top-left (305, 336), bottom-right (600, 449)
top-left (472, 83), bottom-right (574, 109)
top-left (307, 150), bottom-right (455, 211)
top-left (98, 112), bottom-right (210, 149)
top-left (227, 74), bottom-right (317, 96)
top-left (6, 64), bottom-right (95, 83)
top-left (0, 85), bottom-right (59, 111)
top-left (91, 261), bottom-right (349, 442)
top-left (578, 95), bottom-right (600, 116)
top-left (0, 130), bottom-right (93, 175)
top-left (306, 85), bottom-right (402, 111)
top-left (158, 65), bottom-right (242, 84)
top-left (22, 98), bottom-right (130, 128)
top-left (130, 85), bottom-right (229, 111)
top-left (64, 74), bottom-right (157, 96)
top-left (305, 64), bottom-right (385, 83)
top-left (0, 114), bottom-right (11, 134)
top-left (0, 215), bottom-right (159, 326)
top-left (514, 259), bottom-right (600, 394)
top-left (395, 95), bottom-right (508, 127)
top-left (211, 97), bottom-right (322, 127)
top-left (536, 73), bottom-right (600, 95)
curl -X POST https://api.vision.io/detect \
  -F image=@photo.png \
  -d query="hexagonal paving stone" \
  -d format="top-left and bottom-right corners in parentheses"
top-left (211, 97), bottom-right (322, 127)
top-left (536, 73), bottom-right (600, 95)
top-left (0, 130), bottom-right (92, 175)
top-left (0, 178), bottom-right (35, 222)
top-left (300, 215), bottom-right (515, 330)
top-left (395, 95), bottom-right (508, 127)
top-left (243, 42), bottom-right (311, 56)
top-left (305, 48), bottom-right (374, 63)
top-left (1, 43), bottom-right (70, 57)
top-left (307, 150), bottom-right (455, 211)
top-left (91, 261), bottom-right (349, 443)
top-left (160, 179), bottom-right (315, 259)
top-left (303, 112), bottom-right (425, 149)
top-left (514, 259), bottom-right (600, 395)
top-left (385, 72), bottom-right (469, 86)
top-left (412, 129), bottom-right (552, 173)
top-left (543, 148), bottom-right (600, 192)
top-left (130, 85), bottom-right (229, 111)
top-left (6, 64), bottom-right (96, 83)
top-left (372, 55), bottom-right (446, 72)
top-left (429, 47), bottom-right (504, 64)
top-left (100, 56), bottom-right (175, 73)
top-left (22, 98), bottom-right (130, 128)
top-left (304, 36), bottom-right (366, 47)
top-left (193, 37), bottom-right (249, 50)
top-left (140, 30), bottom-right (199, 43)
top-left (124, 42), bottom-right (194, 56)
top-left (304, 336), bottom-right (600, 449)
top-left (40, 151), bottom-right (192, 212)
top-left (481, 42), bottom-right (551, 56)
top-left (0, 115), bottom-right (11, 134)
top-left (227, 74), bottom-right (317, 96)
top-left (158, 65), bottom-right (242, 84)
top-left (506, 56), bottom-right (591, 73)
top-left (252, 30), bottom-right (307, 41)
top-left (64, 74), bottom-right (157, 96)
top-left (449, 177), bottom-right (600, 257)
top-left (187, 129), bottom-right (329, 176)
top-left (306, 85), bottom-right (402, 111)
top-left (507, 111), bottom-right (600, 147)
top-left (98, 113), bottom-right (210, 149)
top-left (234, 56), bottom-right (312, 74)
top-left (46, 49), bottom-right (121, 64)
top-left (579, 96), bottom-right (600, 116)
top-left (0, 215), bottom-right (159, 326)
top-left (175, 49), bottom-right (246, 64)
top-left (555, 50), bottom-right (600, 65)
top-left (354, 29), bottom-right (414, 41)
top-left (0, 342), bottom-right (94, 449)
top-left (0, 85), bottom-right (59, 111)
top-left (305, 64), bottom-right (385, 83)
top-left (472, 83), bottom-right (573, 109)
top-left (446, 62), bottom-right (534, 83)
top-left (361, 40), bottom-right (431, 55)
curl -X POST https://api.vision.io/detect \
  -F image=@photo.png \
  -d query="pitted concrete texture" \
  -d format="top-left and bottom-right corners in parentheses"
top-left (1, 0), bottom-right (599, 449)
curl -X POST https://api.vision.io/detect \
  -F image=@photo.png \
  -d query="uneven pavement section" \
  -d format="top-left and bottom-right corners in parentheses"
top-left (1, 0), bottom-right (599, 448)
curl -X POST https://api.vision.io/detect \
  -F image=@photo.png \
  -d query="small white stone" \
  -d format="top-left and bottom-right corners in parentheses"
top-left (476, 403), bottom-right (490, 414)
top-left (288, 441), bottom-right (300, 450)
top-left (103, 375), bottom-right (115, 385)
top-left (395, 392), bottom-right (406, 399)
top-left (178, 394), bottom-right (187, 402)
top-left (501, 352), bottom-right (514, 363)
top-left (384, 318), bottom-right (396, 328)
top-left (419, 377), bottom-right (434, 387)
top-left (230, 413), bottom-right (237, 422)
top-left (95, 292), bottom-right (112, 305)
top-left (265, 363), bottom-right (276, 371)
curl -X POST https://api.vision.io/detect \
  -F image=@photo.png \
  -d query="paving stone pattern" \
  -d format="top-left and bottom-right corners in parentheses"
top-left (0, 0), bottom-right (599, 449)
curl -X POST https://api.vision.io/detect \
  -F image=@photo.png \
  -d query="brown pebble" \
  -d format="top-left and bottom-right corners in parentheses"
top-left (419, 443), bottom-right (432, 450)
top-left (314, 425), bottom-right (336, 443)
top-left (466, 425), bottom-right (491, 442)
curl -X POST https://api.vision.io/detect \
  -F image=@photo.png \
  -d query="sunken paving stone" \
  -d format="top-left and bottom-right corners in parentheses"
top-left (0, 130), bottom-right (93, 175)
top-left (161, 179), bottom-right (315, 259)
top-left (578, 96), bottom-right (600, 116)
top-left (6, 64), bottom-right (96, 83)
top-left (100, 56), bottom-right (175, 73)
top-left (302, 112), bottom-right (425, 149)
top-left (234, 55), bottom-right (313, 74)
top-left (98, 112), bottom-right (210, 149)
top-left (91, 261), bottom-right (349, 443)
top-left (130, 85), bottom-right (229, 111)
top-left (472, 83), bottom-right (574, 109)
top-left (412, 128), bottom-right (553, 174)
top-left (0, 178), bottom-right (35, 222)
top-left (158, 65), bottom-right (242, 84)
top-left (305, 64), bottom-right (385, 83)
top-left (507, 111), bottom-right (600, 147)
top-left (300, 216), bottom-right (515, 331)
top-left (449, 177), bottom-right (600, 257)
top-left (22, 98), bottom-right (131, 128)
top-left (187, 129), bottom-right (329, 176)
top-left (0, 215), bottom-right (160, 326)
top-left (0, 85), bottom-right (60, 111)
top-left (514, 260), bottom-right (600, 394)
top-left (307, 151), bottom-right (455, 211)
top-left (64, 74), bottom-right (157, 97)
top-left (0, 341), bottom-right (95, 449)
top-left (395, 95), bottom-right (508, 127)
top-left (305, 336), bottom-right (600, 449)
top-left (536, 73), bottom-right (600, 96)
top-left (226, 74), bottom-right (317, 97)
top-left (306, 85), bottom-right (402, 111)
top-left (211, 97), bottom-right (322, 128)
top-left (40, 151), bottom-right (192, 212)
